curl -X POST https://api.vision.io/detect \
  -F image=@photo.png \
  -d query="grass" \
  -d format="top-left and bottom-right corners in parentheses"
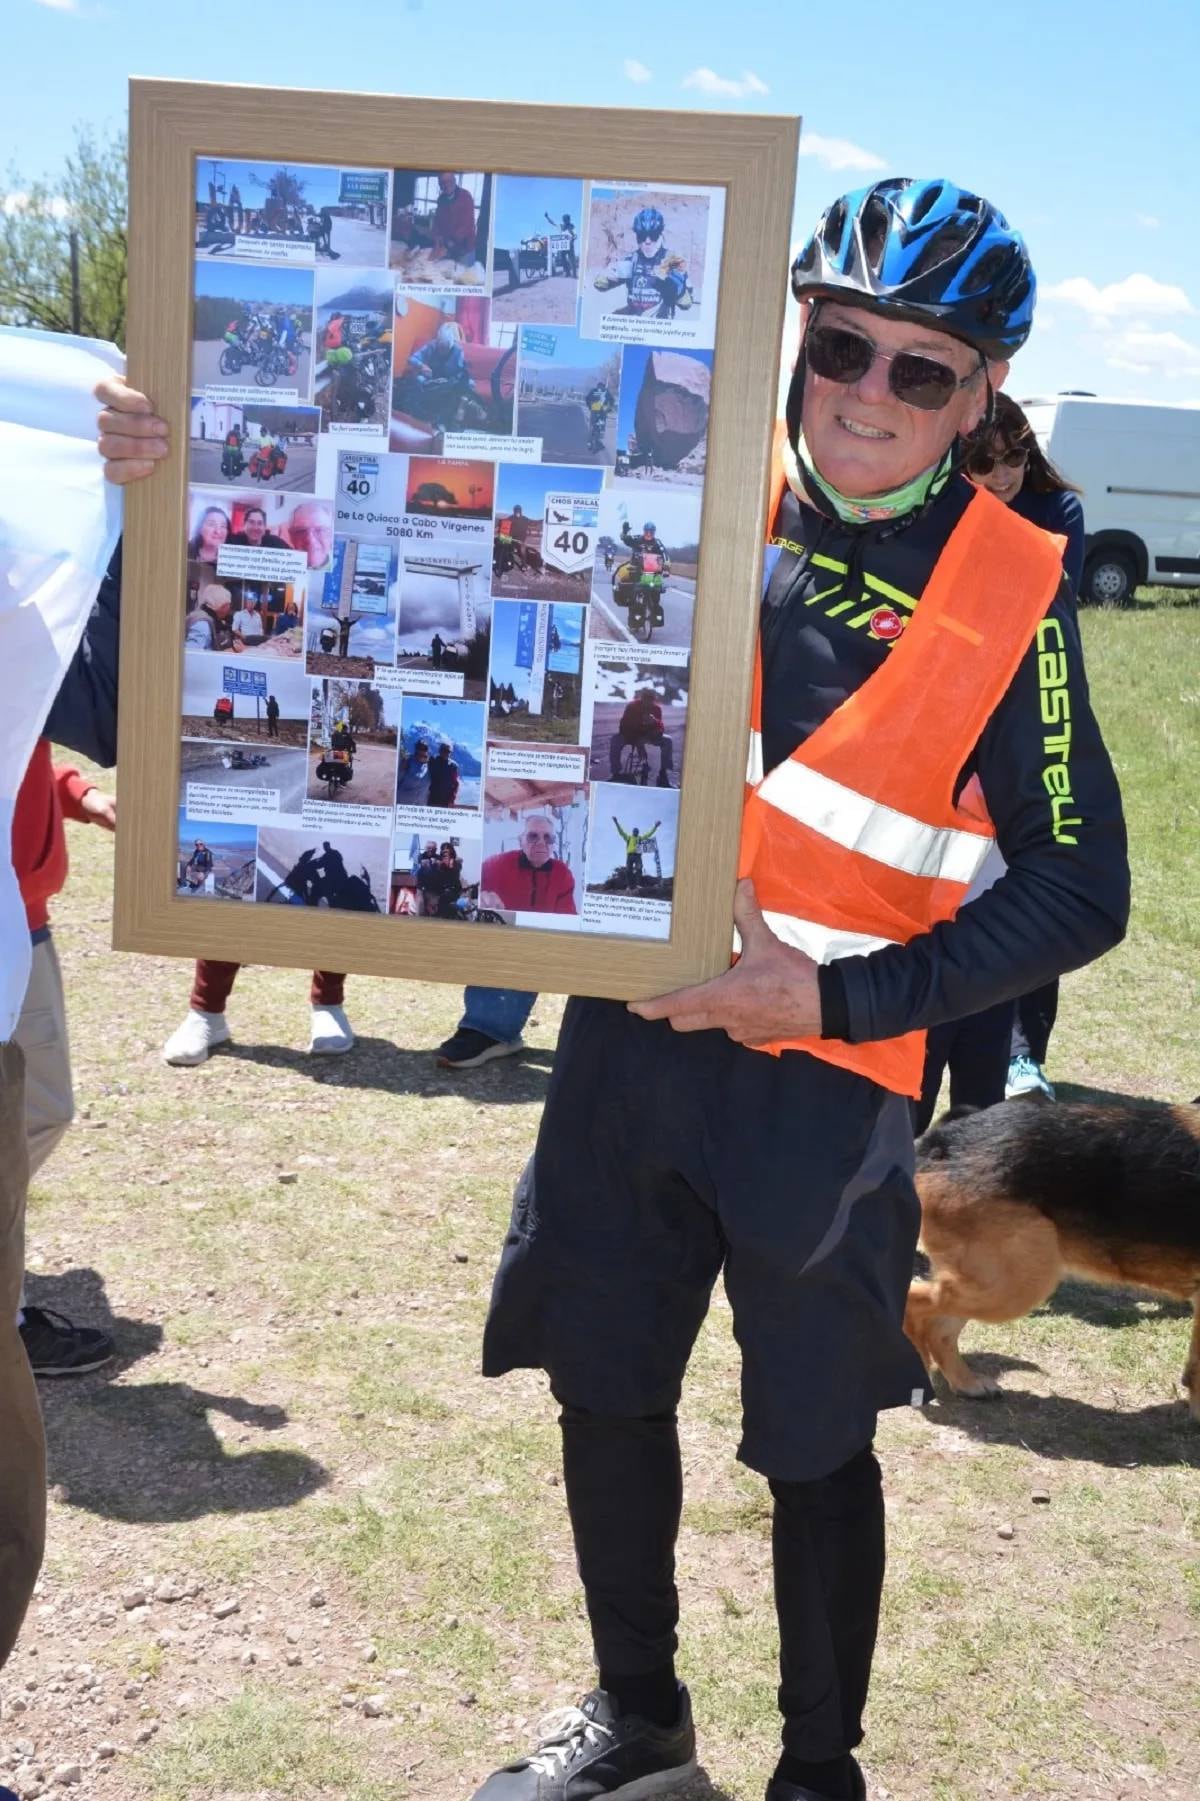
top-left (7, 589), bottom-right (1198, 1799)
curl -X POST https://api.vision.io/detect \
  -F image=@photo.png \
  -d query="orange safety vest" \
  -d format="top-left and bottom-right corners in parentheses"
top-left (737, 447), bottom-right (1064, 1098)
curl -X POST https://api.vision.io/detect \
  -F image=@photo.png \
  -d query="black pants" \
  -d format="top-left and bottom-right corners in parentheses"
top-left (913, 998), bottom-right (1013, 1136)
top-left (560, 1402), bottom-right (883, 1760)
top-left (1011, 980), bottom-right (1059, 1066)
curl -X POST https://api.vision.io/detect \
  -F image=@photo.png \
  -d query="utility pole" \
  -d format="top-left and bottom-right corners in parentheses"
top-left (68, 226), bottom-right (81, 335)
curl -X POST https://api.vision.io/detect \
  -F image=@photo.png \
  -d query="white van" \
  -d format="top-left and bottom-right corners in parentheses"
top-left (1019, 395), bottom-right (1200, 605)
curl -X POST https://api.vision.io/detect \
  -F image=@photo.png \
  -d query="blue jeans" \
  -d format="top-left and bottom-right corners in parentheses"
top-left (460, 987), bottom-right (537, 1043)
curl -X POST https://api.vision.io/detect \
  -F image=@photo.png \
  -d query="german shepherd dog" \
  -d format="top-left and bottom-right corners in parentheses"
top-left (905, 1098), bottom-right (1200, 1417)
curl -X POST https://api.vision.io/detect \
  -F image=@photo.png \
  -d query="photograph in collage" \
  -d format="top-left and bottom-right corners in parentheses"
top-left (389, 172), bottom-right (492, 288)
top-left (516, 325), bottom-right (621, 466)
top-left (194, 160), bottom-right (388, 266)
top-left (175, 151), bottom-right (727, 945)
top-left (490, 176), bottom-right (584, 327)
top-left (313, 271), bottom-right (395, 433)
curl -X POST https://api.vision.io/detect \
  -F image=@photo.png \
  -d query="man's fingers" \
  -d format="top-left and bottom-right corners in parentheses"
top-left (94, 374), bottom-right (154, 413)
top-left (98, 408), bottom-right (168, 441)
top-left (628, 979), bottom-right (710, 1022)
top-left (99, 430), bottom-right (168, 462)
top-left (732, 877), bottom-right (770, 944)
top-left (103, 458), bottom-right (159, 486)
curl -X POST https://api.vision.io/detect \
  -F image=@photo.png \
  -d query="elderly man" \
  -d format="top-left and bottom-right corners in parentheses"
top-left (96, 179), bottom-right (1130, 1801)
top-left (480, 814), bottom-right (577, 915)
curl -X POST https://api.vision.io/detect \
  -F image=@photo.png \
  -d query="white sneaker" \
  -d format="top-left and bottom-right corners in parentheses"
top-left (162, 1009), bottom-right (231, 1066)
top-left (1006, 1054), bottom-right (1055, 1100)
top-left (308, 1003), bottom-right (355, 1055)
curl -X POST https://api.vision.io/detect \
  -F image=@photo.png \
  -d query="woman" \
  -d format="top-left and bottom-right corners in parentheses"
top-left (187, 504), bottom-right (231, 564)
top-left (915, 397), bottom-right (1085, 1129)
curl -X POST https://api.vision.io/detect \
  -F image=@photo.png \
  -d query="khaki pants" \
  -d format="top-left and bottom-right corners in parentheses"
top-left (15, 936), bottom-right (74, 1181)
top-left (0, 1041), bottom-right (47, 1666)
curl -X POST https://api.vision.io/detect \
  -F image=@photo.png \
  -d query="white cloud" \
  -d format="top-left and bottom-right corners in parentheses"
top-left (2, 191), bottom-right (70, 218)
top-left (681, 67), bottom-right (769, 99)
top-left (624, 58), bottom-right (652, 84)
top-left (1042, 272), bottom-right (1194, 319)
top-left (1103, 327), bottom-right (1200, 377)
top-left (1135, 212), bottom-right (1161, 229)
top-left (34, 0), bottom-right (82, 11)
top-left (797, 131), bottom-right (886, 174)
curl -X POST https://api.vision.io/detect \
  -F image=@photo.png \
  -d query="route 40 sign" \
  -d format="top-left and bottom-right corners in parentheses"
top-left (542, 491), bottom-right (598, 576)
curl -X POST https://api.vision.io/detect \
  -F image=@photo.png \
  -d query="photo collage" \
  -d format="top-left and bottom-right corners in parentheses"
top-left (180, 159), bottom-right (725, 939)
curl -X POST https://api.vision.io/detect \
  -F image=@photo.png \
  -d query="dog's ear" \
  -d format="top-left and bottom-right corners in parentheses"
top-left (1191, 1096), bottom-right (1200, 1108)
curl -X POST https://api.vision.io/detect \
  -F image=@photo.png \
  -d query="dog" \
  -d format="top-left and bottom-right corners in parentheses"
top-left (904, 1097), bottom-right (1200, 1417)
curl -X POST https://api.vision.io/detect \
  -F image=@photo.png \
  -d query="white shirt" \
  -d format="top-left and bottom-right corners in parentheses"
top-left (234, 608), bottom-right (264, 639)
top-left (0, 328), bottom-right (123, 1041)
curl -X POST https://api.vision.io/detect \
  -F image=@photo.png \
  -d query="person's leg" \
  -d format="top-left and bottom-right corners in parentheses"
top-left (162, 961), bottom-right (239, 1066)
top-left (14, 938), bottom-right (74, 1181)
top-left (947, 998), bottom-right (1012, 1115)
top-left (0, 1044), bottom-right (47, 1667)
top-left (770, 1447), bottom-right (883, 1798)
top-left (437, 987), bottom-right (537, 1068)
top-left (309, 972), bottom-right (354, 1056)
top-left (1014, 980), bottom-right (1059, 1068)
top-left (714, 1070), bottom-right (927, 1799)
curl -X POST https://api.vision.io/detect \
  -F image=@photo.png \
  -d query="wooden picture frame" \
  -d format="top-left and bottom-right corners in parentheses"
top-left (116, 78), bottom-right (798, 997)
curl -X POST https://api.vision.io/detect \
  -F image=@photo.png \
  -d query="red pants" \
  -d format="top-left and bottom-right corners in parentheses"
top-left (191, 961), bottom-right (346, 1014)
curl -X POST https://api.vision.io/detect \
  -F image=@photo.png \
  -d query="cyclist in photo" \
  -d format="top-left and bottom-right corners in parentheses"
top-left (619, 517), bottom-right (670, 625)
top-left (585, 377), bottom-right (615, 449)
top-left (546, 210), bottom-right (579, 276)
top-left (609, 687), bottom-right (673, 787)
top-left (612, 816), bottom-right (660, 887)
top-left (594, 205), bottom-right (692, 318)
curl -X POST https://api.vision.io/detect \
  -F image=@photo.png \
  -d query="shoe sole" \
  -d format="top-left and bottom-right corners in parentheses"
top-left (436, 1039), bottom-right (525, 1070)
top-left (308, 1038), bottom-right (356, 1056)
top-left (163, 1033), bottom-right (233, 1067)
top-left (31, 1352), bottom-right (115, 1377)
top-left (604, 1760), bottom-right (699, 1799)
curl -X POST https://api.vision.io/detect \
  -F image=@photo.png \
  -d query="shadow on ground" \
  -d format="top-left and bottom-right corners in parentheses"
top-left (923, 1378), bottom-right (1199, 1468)
top-left (27, 1269), bottom-right (328, 1523)
top-left (214, 1034), bottom-right (554, 1101)
top-left (1039, 1278), bottom-right (1194, 1331)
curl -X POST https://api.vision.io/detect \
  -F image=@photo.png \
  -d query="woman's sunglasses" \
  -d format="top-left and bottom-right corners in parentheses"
top-left (965, 444), bottom-right (1031, 476)
top-left (805, 322), bottom-right (982, 413)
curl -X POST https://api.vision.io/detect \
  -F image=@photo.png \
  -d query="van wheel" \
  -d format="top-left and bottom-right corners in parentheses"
top-left (1082, 547), bottom-right (1137, 608)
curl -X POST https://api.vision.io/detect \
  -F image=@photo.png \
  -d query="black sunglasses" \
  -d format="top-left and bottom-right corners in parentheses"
top-left (966, 443), bottom-right (1031, 475)
top-left (806, 321), bottom-right (982, 413)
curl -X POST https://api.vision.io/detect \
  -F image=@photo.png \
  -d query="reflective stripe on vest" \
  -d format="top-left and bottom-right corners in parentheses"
top-left (741, 445), bottom-right (1064, 1098)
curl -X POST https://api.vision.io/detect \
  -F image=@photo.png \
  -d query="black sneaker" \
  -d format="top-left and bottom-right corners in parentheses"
top-left (20, 1305), bottom-right (115, 1377)
top-left (436, 1027), bottom-right (525, 1070)
top-left (766, 1761), bottom-right (866, 1801)
top-left (471, 1685), bottom-right (696, 1798)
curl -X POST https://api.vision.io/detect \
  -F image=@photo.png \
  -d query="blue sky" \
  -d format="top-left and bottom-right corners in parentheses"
top-left (10, 0), bottom-right (1200, 403)
top-left (193, 261), bottom-right (314, 308)
top-left (494, 176), bottom-right (584, 246)
top-left (495, 461), bottom-right (605, 516)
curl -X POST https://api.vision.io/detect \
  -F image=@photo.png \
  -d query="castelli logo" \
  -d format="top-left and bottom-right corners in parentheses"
top-left (869, 606), bottom-right (905, 642)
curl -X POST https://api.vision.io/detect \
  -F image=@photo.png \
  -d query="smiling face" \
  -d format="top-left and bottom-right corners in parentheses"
top-left (801, 301), bottom-right (1008, 496)
top-left (242, 507), bottom-right (267, 544)
top-left (972, 436), bottom-right (1029, 505)
top-left (521, 814), bottom-right (555, 868)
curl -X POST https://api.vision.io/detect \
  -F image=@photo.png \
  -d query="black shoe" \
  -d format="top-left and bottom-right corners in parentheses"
top-left (471, 1685), bottom-right (696, 1798)
top-left (20, 1305), bottom-right (115, 1377)
top-left (766, 1761), bottom-right (866, 1801)
top-left (435, 1027), bottom-right (525, 1070)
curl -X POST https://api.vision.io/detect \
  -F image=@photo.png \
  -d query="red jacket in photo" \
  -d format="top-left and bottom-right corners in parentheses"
top-left (481, 850), bottom-right (577, 915)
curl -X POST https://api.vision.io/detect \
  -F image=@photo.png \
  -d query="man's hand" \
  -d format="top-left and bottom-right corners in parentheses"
top-left (80, 788), bottom-right (117, 832)
top-left (95, 374), bottom-right (169, 484)
top-left (628, 879), bottom-right (822, 1046)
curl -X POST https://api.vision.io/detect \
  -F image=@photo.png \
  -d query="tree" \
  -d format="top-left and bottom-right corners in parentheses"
top-left (0, 126), bottom-right (127, 347)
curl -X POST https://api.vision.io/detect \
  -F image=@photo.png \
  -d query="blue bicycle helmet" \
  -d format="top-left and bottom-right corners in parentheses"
top-left (632, 206), bottom-right (665, 240)
top-left (791, 178), bottom-right (1035, 360)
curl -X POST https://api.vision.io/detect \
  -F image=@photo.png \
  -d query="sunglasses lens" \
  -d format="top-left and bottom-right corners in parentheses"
top-left (1004, 446), bottom-right (1030, 468)
top-left (967, 451), bottom-right (995, 475)
top-left (806, 325), bottom-right (873, 385)
top-left (890, 352), bottom-right (958, 411)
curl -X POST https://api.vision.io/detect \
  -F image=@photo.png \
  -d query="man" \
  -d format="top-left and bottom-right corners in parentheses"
top-left (431, 631), bottom-right (446, 668)
top-left (427, 741), bottom-right (461, 810)
top-left (480, 814), bottom-right (576, 915)
top-left (265, 693), bottom-right (280, 739)
top-left (585, 378), bottom-right (614, 448)
top-left (182, 840), bottom-right (213, 890)
top-left (185, 581), bottom-right (234, 652)
top-left (396, 738), bottom-right (431, 804)
top-left (595, 205), bottom-right (691, 319)
top-left (609, 687), bottom-right (673, 787)
top-left (228, 505), bottom-right (287, 551)
top-left (613, 815), bottom-right (659, 887)
top-left (409, 320), bottom-right (468, 387)
top-left (285, 499), bottom-right (333, 572)
top-left (619, 517), bottom-right (669, 626)
top-left (432, 173), bottom-right (477, 267)
top-left (232, 595), bottom-right (264, 646)
top-left (470, 180), bottom-right (1129, 1801)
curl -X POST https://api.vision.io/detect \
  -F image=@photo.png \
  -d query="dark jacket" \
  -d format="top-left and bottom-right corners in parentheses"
top-left (760, 472), bottom-right (1129, 1047)
top-left (1012, 486), bottom-right (1085, 600)
top-left (43, 541), bottom-right (122, 767)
